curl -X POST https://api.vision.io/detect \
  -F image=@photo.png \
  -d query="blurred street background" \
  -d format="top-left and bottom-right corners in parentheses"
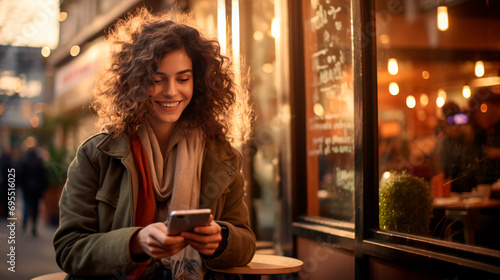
top-left (0, 196), bottom-right (62, 279)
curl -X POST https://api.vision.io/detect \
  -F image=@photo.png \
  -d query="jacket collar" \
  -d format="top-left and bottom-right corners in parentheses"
top-left (96, 134), bottom-right (131, 158)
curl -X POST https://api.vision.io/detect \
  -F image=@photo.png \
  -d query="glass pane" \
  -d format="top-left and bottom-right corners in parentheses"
top-left (376, 0), bottom-right (500, 250)
top-left (303, 0), bottom-right (355, 222)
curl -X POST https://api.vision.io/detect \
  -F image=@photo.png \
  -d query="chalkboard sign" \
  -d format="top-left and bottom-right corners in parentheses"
top-left (303, 0), bottom-right (355, 221)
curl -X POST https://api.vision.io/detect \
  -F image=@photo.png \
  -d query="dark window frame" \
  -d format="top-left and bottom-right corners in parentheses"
top-left (289, 0), bottom-right (500, 278)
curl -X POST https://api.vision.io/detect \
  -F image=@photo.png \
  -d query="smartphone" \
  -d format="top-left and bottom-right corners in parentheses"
top-left (165, 208), bottom-right (212, 236)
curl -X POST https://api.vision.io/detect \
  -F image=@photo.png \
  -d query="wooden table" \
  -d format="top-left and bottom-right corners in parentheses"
top-left (31, 272), bottom-right (66, 280)
top-left (32, 255), bottom-right (303, 280)
top-left (210, 254), bottom-right (303, 280)
top-left (433, 197), bottom-right (500, 210)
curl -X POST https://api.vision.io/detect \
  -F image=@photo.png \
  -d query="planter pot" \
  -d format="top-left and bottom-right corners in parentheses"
top-left (42, 186), bottom-right (63, 227)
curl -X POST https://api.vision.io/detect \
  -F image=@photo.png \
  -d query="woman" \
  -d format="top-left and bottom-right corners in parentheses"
top-left (53, 8), bottom-right (255, 280)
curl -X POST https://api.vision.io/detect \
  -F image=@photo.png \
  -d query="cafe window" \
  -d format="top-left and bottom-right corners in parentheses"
top-left (376, 0), bottom-right (500, 250)
top-left (302, 0), bottom-right (355, 223)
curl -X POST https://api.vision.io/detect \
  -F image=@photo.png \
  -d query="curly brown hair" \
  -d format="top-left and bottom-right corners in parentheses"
top-left (92, 7), bottom-right (251, 143)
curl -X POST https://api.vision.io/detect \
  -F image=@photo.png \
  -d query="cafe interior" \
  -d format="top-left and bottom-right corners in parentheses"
top-left (376, 0), bottom-right (500, 248)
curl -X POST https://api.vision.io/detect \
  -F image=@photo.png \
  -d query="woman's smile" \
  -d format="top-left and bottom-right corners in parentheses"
top-left (155, 101), bottom-right (182, 110)
top-left (148, 48), bottom-right (194, 131)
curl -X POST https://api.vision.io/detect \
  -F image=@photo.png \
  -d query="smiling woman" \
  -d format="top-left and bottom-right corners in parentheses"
top-left (53, 7), bottom-right (256, 280)
top-left (0, 0), bottom-right (59, 48)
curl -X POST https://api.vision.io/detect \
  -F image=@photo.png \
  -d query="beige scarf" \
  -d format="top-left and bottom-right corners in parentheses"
top-left (136, 120), bottom-right (206, 279)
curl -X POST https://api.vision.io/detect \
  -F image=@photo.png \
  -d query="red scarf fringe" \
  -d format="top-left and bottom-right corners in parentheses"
top-left (129, 134), bottom-right (157, 279)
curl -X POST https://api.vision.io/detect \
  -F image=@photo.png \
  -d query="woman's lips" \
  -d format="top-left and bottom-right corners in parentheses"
top-left (155, 101), bottom-right (181, 110)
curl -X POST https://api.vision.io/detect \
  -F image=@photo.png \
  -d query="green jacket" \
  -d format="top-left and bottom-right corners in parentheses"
top-left (53, 133), bottom-right (256, 279)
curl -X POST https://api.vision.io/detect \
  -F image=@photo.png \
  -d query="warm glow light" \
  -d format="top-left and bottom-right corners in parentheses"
top-left (24, 136), bottom-right (37, 148)
top-left (0, 0), bottom-right (59, 49)
top-left (30, 116), bottom-right (40, 128)
top-left (480, 103), bottom-right (488, 113)
top-left (475, 61), bottom-right (485, 77)
top-left (420, 93), bottom-right (429, 106)
top-left (59, 12), bottom-right (68, 22)
top-left (422, 71), bottom-right (430, 79)
top-left (313, 103), bottom-right (325, 117)
top-left (436, 97), bottom-right (446, 108)
top-left (41, 46), bottom-right (51, 57)
top-left (406, 95), bottom-right (416, 108)
top-left (262, 63), bottom-right (274, 74)
top-left (438, 89), bottom-right (447, 100)
top-left (437, 6), bottom-right (449, 31)
top-left (380, 34), bottom-right (390, 45)
top-left (253, 31), bottom-right (264, 41)
top-left (389, 82), bottom-right (399, 95)
top-left (383, 171), bottom-right (391, 179)
top-left (70, 45), bottom-right (80, 56)
top-left (462, 85), bottom-right (471, 98)
top-left (217, 0), bottom-right (227, 55)
top-left (388, 58), bottom-right (398, 75)
top-left (14, 79), bottom-right (21, 93)
top-left (231, 0), bottom-right (240, 86)
top-left (271, 17), bottom-right (280, 38)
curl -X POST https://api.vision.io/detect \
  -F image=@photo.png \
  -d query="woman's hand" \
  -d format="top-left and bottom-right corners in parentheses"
top-left (130, 222), bottom-right (187, 259)
top-left (180, 215), bottom-right (223, 256)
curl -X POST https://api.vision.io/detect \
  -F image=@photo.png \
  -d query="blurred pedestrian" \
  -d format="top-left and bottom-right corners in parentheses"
top-left (53, 7), bottom-right (255, 280)
top-left (0, 147), bottom-right (14, 219)
top-left (18, 147), bottom-right (49, 236)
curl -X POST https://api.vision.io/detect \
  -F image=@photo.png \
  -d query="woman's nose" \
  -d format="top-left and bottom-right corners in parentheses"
top-left (162, 80), bottom-right (176, 97)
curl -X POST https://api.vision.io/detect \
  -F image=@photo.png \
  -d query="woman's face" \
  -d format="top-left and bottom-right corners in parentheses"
top-left (148, 48), bottom-right (193, 130)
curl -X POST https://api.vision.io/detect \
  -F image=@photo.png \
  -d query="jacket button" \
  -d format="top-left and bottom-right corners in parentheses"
top-left (227, 152), bottom-right (233, 156)
top-left (228, 170), bottom-right (235, 176)
top-left (103, 146), bottom-right (110, 151)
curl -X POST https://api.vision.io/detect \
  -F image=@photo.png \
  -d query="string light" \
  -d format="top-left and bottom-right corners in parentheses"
top-left (437, 6), bottom-right (449, 31)
top-left (475, 61), bottom-right (485, 77)
top-left (406, 95), bottom-right (416, 108)
top-left (462, 85), bottom-right (471, 98)
top-left (389, 82), bottom-right (399, 96)
top-left (70, 45), bottom-right (80, 57)
top-left (388, 58), bottom-right (398, 75)
top-left (420, 93), bottom-right (429, 106)
top-left (41, 47), bottom-right (51, 57)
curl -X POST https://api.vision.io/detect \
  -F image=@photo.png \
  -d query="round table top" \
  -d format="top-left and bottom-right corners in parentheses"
top-left (31, 272), bottom-right (66, 280)
top-left (210, 254), bottom-right (303, 275)
top-left (433, 197), bottom-right (500, 209)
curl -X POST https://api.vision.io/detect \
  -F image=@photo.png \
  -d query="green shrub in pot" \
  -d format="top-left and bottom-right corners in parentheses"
top-left (379, 171), bottom-right (434, 235)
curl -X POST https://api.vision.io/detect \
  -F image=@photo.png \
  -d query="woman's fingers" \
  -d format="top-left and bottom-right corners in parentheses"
top-left (131, 222), bottom-right (187, 259)
top-left (180, 218), bottom-right (223, 256)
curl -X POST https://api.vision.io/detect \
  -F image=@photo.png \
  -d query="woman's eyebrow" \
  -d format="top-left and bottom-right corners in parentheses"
top-left (154, 69), bottom-right (193, 76)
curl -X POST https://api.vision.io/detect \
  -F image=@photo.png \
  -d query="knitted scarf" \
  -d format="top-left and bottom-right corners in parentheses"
top-left (131, 120), bottom-right (205, 279)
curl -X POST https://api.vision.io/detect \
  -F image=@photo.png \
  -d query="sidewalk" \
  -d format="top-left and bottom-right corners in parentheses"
top-left (0, 195), bottom-right (62, 280)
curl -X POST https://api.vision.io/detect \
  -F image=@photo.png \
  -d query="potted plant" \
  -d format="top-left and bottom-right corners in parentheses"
top-left (43, 146), bottom-right (73, 226)
top-left (379, 171), bottom-right (434, 235)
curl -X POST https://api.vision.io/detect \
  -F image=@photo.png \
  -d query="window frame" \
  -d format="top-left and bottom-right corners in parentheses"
top-left (289, 0), bottom-right (500, 277)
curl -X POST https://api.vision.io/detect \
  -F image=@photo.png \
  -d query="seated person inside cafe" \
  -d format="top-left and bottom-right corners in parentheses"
top-left (53, 8), bottom-right (256, 280)
top-left (468, 86), bottom-right (500, 186)
top-left (438, 102), bottom-right (476, 193)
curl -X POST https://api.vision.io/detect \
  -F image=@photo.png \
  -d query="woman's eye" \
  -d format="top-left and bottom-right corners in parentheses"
top-left (154, 79), bottom-right (163, 84)
top-left (178, 77), bottom-right (190, 82)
